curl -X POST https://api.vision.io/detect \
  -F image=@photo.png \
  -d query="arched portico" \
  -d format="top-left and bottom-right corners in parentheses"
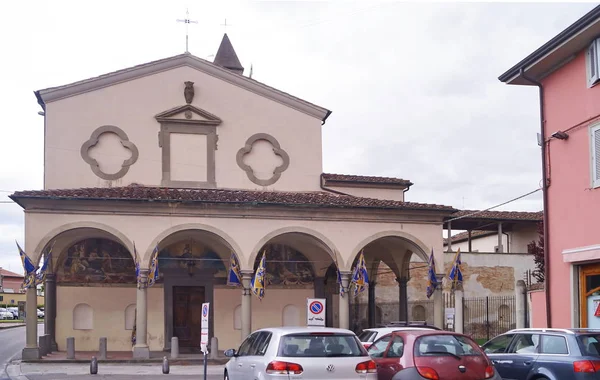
top-left (247, 226), bottom-right (341, 270)
top-left (23, 223), bottom-right (135, 360)
top-left (346, 231), bottom-right (443, 331)
top-left (144, 223), bottom-right (243, 269)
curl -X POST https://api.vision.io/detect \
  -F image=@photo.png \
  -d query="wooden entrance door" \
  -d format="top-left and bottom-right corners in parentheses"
top-left (173, 286), bottom-right (205, 349)
top-left (580, 263), bottom-right (600, 327)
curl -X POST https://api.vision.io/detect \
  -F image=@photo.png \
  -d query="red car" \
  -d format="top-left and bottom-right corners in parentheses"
top-left (366, 329), bottom-right (501, 380)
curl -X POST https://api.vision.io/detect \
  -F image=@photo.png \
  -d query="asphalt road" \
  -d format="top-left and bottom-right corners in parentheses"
top-left (0, 325), bottom-right (224, 380)
top-left (0, 325), bottom-right (43, 380)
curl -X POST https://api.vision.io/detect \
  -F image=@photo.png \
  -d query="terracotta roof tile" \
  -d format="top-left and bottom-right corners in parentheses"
top-left (322, 173), bottom-right (413, 186)
top-left (448, 209), bottom-right (543, 222)
top-left (10, 185), bottom-right (454, 212)
top-left (0, 268), bottom-right (23, 278)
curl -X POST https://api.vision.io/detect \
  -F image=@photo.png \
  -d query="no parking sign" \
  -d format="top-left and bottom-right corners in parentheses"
top-left (307, 298), bottom-right (326, 326)
top-left (201, 303), bottom-right (209, 354)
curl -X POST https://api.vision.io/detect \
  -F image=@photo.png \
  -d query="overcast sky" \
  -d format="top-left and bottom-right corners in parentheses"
top-left (0, 1), bottom-right (596, 274)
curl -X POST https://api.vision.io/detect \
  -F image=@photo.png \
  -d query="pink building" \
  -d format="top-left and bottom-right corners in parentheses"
top-left (499, 5), bottom-right (600, 328)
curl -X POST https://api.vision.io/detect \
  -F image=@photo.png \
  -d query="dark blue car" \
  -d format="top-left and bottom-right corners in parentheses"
top-left (481, 328), bottom-right (600, 379)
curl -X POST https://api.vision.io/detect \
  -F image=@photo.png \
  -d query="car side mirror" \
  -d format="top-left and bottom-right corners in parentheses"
top-left (224, 348), bottom-right (237, 357)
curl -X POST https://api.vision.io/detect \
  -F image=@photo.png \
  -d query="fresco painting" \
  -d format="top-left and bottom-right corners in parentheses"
top-left (158, 241), bottom-right (227, 277)
top-left (255, 244), bottom-right (314, 286)
top-left (57, 238), bottom-right (136, 284)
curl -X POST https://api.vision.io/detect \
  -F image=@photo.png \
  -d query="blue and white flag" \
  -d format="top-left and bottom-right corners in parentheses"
top-left (36, 241), bottom-right (55, 284)
top-left (448, 248), bottom-right (463, 290)
top-left (227, 252), bottom-right (242, 287)
top-left (425, 248), bottom-right (439, 299)
top-left (351, 251), bottom-right (369, 297)
top-left (335, 256), bottom-right (345, 298)
top-left (16, 241), bottom-right (37, 289)
top-left (251, 251), bottom-right (266, 300)
top-left (147, 245), bottom-right (159, 287)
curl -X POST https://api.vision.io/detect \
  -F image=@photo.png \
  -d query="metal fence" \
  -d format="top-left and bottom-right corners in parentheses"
top-left (463, 295), bottom-right (516, 341)
top-left (350, 294), bottom-right (516, 341)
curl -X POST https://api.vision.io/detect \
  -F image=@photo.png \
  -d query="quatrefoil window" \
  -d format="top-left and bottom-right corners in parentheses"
top-left (236, 133), bottom-right (290, 186)
top-left (80, 125), bottom-right (139, 180)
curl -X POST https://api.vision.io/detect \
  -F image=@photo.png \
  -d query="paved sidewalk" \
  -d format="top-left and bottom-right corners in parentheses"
top-left (0, 323), bottom-right (25, 330)
top-left (6, 361), bottom-right (226, 380)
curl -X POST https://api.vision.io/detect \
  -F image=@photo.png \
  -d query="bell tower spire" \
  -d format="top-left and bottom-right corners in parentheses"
top-left (213, 33), bottom-right (245, 75)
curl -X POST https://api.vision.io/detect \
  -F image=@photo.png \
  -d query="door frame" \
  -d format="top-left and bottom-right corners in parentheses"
top-left (163, 268), bottom-right (216, 350)
top-left (579, 263), bottom-right (600, 327)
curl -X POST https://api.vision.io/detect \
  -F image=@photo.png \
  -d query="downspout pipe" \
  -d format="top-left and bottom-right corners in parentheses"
top-left (519, 67), bottom-right (551, 328)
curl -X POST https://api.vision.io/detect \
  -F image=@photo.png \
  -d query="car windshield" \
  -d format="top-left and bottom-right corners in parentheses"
top-left (577, 334), bottom-right (600, 355)
top-left (278, 333), bottom-right (367, 357)
top-left (357, 330), bottom-right (376, 342)
top-left (415, 334), bottom-right (482, 357)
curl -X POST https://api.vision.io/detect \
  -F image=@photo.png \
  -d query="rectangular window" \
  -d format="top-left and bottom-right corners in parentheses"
top-left (540, 335), bottom-right (568, 355)
top-left (587, 39), bottom-right (600, 88)
top-left (278, 333), bottom-right (366, 357)
top-left (592, 124), bottom-right (600, 188)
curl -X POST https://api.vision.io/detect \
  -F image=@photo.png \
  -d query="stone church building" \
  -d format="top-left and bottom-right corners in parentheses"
top-left (11, 34), bottom-right (456, 359)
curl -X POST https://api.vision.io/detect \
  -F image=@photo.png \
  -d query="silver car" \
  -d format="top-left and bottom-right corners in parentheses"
top-left (224, 326), bottom-right (377, 380)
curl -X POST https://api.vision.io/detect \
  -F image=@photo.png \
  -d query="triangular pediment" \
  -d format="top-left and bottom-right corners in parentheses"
top-left (155, 104), bottom-right (222, 125)
top-left (34, 53), bottom-right (330, 122)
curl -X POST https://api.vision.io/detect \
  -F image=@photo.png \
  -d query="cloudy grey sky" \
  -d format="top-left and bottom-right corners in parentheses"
top-left (0, 1), bottom-right (596, 273)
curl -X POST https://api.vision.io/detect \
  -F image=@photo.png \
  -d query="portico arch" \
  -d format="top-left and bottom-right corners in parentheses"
top-left (248, 226), bottom-right (341, 270)
top-left (34, 221), bottom-right (135, 266)
top-left (350, 230), bottom-right (430, 269)
top-left (145, 223), bottom-right (243, 269)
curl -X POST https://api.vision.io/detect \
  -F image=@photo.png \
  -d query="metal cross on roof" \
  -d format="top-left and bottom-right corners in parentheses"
top-left (176, 8), bottom-right (198, 53)
top-left (221, 18), bottom-right (232, 33)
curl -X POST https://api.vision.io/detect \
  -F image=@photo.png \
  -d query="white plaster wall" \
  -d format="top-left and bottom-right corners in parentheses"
top-left (44, 65), bottom-right (324, 192)
top-left (447, 226), bottom-right (538, 254)
top-left (56, 286), bottom-right (164, 351)
top-left (326, 186), bottom-right (405, 202)
top-left (214, 287), bottom-right (313, 350)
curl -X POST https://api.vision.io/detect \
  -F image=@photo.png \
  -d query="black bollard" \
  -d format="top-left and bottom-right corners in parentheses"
top-left (90, 356), bottom-right (98, 375)
top-left (162, 356), bottom-right (170, 374)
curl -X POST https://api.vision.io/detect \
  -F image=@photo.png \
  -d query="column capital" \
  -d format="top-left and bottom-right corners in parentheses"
top-left (395, 277), bottom-right (409, 286)
top-left (137, 269), bottom-right (149, 289)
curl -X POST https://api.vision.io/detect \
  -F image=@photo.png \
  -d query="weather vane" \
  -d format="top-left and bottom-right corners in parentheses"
top-left (177, 8), bottom-right (198, 53)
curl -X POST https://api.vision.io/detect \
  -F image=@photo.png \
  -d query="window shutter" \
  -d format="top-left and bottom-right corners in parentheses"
top-left (594, 126), bottom-right (600, 187)
top-left (588, 40), bottom-right (600, 87)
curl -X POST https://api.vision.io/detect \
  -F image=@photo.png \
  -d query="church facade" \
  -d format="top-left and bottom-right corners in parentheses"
top-left (12, 34), bottom-right (455, 359)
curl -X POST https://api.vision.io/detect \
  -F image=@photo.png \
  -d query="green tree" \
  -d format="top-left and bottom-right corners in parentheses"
top-left (527, 221), bottom-right (544, 283)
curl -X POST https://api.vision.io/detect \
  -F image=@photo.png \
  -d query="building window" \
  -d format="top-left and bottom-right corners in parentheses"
top-left (587, 38), bottom-right (600, 88)
top-left (591, 124), bottom-right (600, 188)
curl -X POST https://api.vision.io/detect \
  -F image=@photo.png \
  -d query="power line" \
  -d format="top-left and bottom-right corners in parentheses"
top-left (446, 187), bottom-right (543, 223)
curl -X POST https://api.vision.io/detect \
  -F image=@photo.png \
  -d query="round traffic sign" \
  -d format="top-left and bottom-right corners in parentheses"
top-left (202, 304), bottom-right (208, 317)
top-left (309, 301), bottom-right (324, 315)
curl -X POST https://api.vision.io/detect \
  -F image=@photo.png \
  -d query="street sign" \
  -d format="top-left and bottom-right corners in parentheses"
top-left (307, 298), bottom-right (325, 326)
top-left (201, 302), bottom-right (210, 353)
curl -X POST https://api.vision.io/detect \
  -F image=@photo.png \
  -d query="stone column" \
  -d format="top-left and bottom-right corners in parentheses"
top-left (45, 273), bottom-right (58, 351)
top-left (241, 270), bottom-right (253, 340)
top-left (133, 269), bottom-right (149, 359)
top-left (396, 277), bottom-right (408, 322)
top-left (338, 272), bottom-right (351, 329)
top-left (497, 222), bottom-right (504, 253)
top-left (455, 289), bottom-right (464, 334)
top-left (368, 281), bottom-right (376, 327)
top-left (516, 280), bottom-right (526, 329)
top-left (314, 276), bottom-right (325, 299)
top-left (22, 285), bottom-right (40, 360)
top-left (433, 274), bottom-right (444, 329)
top-left (446, 222), bottom-right (453, 252)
